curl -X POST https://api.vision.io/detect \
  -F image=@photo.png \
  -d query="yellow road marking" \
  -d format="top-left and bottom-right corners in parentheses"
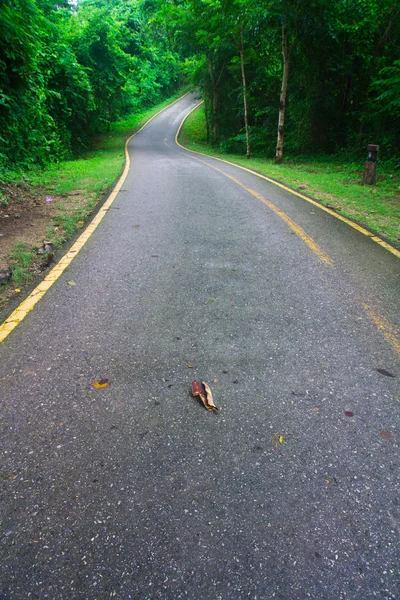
top-left (176, 102), bottom-right (400, 260)
top-left (176, 108), bottom-right (400, 357)
top-left (197, 160), bottom-right (333, 266)
top-left (362, 304), bottom-right (400, 358)
top-left (175, 103), bottom-right (332, 265)
top-left (0, 93), bottom-right (189, 344)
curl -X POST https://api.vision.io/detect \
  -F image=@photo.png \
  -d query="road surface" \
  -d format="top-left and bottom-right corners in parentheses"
top-left (0, 93), bottom-right (399, 599)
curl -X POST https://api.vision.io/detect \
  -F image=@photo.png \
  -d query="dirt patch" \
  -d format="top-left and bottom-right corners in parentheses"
top-left (0, 183), bottom-right (61, 269)
top-left (0, 182), bottom-right (96, 312)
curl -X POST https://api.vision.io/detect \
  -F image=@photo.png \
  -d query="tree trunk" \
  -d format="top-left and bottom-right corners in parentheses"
top-left (239, 26), bottom-right (250, 158)
top-left (212, 89), bottom-right (218, 145)
top-left (208, 55), bottom-right (218, 145)
top-left (204, 93), bottom-right (211, 143)
top-left (275, 26), bottom-right (289, 164)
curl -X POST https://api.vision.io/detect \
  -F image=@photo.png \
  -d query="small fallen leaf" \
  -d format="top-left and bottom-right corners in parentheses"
top-left (191, 380), bottom-right (218, 411)
top-left (68, 281), bottom-right (77, 287)
top-left (187, 363), bottom-right (193, 368)
top-left (376, 368), bottom-right (395, 378)
top-left (380, 430), bottom-right (392, 441)
top-left (272, 432), bottom-right (284, 448)
top-left (344, 410), bottom-right (354, 417)
top-left (77, 220), bottom-right (84, 227)
top-left (312, 407), bottom-right (320, 413)
top-left (15, 288), bottom-right (21, 293)
top-left (92, 378), bottom-right (109, 389)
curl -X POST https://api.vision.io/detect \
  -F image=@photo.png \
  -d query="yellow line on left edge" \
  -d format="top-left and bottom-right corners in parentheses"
top-left (0, 93), bottom-right (189, 344)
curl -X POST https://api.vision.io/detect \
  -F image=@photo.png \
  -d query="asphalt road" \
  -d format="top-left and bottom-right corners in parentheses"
top-left (0, 93), bottom-right (399, 600)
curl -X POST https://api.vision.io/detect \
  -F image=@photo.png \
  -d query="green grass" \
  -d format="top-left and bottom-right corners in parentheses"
top-left (10, 242), bottom-right (36, 286)
top-left (0, 89), bottom-right (190, 306)
top-left (179, 106), bottom-right (400, 247)
top-left (24, 90), bottom-right (188, 251)
top-left (27, 89), bottom-right (189, 196)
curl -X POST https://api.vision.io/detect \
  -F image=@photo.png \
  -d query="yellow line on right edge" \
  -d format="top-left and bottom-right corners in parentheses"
top-left (202, 163), bottom-right (333, 266)
top-left (176, 102), bottom-right (400, 261)
top-left (362, 304), bottom-right (400, 358)
top-left (175, 102), bottom-right (333, 266)
top-left (176, 102), bottom-right (400, 358)
top-left (0, 92), bottom-right (190, 344)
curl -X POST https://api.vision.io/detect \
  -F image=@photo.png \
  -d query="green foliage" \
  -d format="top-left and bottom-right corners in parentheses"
top-left (374, 60), bottom-right (400, 116)
top-left (180, 105), bottom-right (400, 245)
top-left (0, 0), bottom-right (183, 174)
top-left (176, 0), bottom-right (400, 160)
top-left (2, 0), bottom-right (399, 174)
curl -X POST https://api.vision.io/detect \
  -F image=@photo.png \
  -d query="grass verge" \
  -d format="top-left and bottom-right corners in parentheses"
top-left (0, 89), bottom-right (189, 312)
top-left (10, 243), bottom-right (36, 287)
top-left (179, 106), bottom-right (400, 248)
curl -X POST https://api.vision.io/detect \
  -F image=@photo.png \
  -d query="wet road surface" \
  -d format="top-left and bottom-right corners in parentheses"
top-left (0, 93), bottom-right (399, 599)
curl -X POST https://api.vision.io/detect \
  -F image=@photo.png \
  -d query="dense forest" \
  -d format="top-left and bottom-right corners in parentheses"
top-left (0, 0), bottom-right (182, 171)
top-left (1, 0), bottom-right (400, 172)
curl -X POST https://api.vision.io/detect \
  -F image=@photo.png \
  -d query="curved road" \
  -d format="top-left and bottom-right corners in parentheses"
top-left (0, 93), bottom-right (399, 599)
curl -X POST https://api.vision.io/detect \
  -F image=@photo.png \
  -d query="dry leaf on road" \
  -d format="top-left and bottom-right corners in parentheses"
top-left (344, 410), bottom-right (354, 417)
top-left (93, 378), bottom-right (109, 389)
top-left (191, 380), bottom-right (218, 411)
top-left (272, 432), bottom-right (285, 448)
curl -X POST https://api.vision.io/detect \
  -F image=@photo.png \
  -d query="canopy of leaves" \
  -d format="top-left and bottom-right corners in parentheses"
top-left (0, 0), bottom-right (182, 172)
top-left (1, 0), bottom-right (399, 172)
top-left (175, 0), bottom-right (400, 160)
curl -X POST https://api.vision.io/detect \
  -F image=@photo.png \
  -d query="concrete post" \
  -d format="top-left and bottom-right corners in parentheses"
top-left (363, 144), bottom-right (379, 185)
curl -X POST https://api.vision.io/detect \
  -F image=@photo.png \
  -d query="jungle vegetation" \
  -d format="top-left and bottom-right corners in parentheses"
top-left (1, 0), bottom-right (400, 174)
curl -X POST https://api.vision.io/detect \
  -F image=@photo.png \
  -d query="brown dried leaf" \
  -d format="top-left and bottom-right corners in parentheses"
top-left (191, 380), bottom-right (203, 395)
top-left (380, 430), bottom-right (392, 441)
top-left (191, 380), bottom-right (218, 411)
top-left (203, 382), bottom-right (217, 411)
